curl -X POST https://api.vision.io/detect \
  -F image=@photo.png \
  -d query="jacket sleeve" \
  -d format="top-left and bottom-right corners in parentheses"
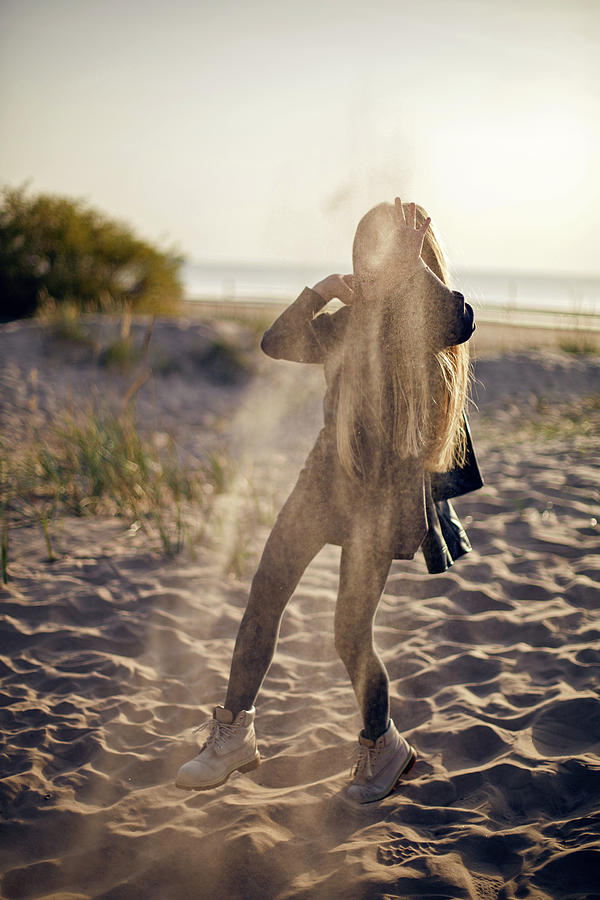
top-left (406, 260), bottom-right (475, 350)
top-left (260, 287), bottom-right (348, 363)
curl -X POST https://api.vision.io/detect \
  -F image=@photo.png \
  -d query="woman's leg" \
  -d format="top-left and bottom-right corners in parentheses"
top-left (333, 540), bottom-right (394, 741)
top-left (224, 481), bottom-right (329, 716)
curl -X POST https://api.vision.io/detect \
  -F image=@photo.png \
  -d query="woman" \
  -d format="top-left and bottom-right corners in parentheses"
top-left (176, 198), bottom-right (483, 804)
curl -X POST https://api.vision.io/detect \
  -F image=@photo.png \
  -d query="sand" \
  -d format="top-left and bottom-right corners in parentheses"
top-left (1, 314), bottom-right (600, 900)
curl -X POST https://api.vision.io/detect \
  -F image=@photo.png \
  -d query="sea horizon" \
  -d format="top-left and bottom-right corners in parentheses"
top-left (181, 260), bottom-right (600, 318)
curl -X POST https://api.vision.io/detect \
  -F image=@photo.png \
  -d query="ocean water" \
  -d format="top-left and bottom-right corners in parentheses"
top-left (181, 261), bottom-right (600, 320)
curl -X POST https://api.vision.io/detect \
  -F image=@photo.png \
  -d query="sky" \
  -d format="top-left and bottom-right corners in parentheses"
top-left (1, 0), bottom-right (599, 275)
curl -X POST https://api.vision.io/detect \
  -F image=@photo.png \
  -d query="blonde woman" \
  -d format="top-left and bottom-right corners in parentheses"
top-left (176, 198), bottom-right (483, 804)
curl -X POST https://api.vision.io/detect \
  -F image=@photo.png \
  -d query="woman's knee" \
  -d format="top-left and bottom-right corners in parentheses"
top-left (248, 564), bottom-right (294, 615)
top-left (333, 615), bottom-right (373, 668)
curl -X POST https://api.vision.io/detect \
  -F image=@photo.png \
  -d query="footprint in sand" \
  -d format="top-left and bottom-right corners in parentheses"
top-left (377, 835), bottom-right (437, 865)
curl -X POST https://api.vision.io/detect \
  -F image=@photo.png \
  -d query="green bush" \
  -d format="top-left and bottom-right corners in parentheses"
top-left (198, 337), bottom-right (254, 384)
top-left (0, 183), bottom-right (184, 320)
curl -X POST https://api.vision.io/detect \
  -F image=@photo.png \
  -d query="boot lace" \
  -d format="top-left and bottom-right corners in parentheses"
top-left (193, 718), bottom-right (239, 752)
top-left (350, 743), bottom-right (382, 781)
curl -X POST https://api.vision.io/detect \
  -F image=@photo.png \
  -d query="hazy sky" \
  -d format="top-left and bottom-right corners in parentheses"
top-left (1, 0), bottom-right (599, 274)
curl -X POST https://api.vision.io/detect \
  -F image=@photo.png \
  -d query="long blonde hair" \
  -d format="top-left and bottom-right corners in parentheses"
top-left (335, 202), bottom-right (471, 479)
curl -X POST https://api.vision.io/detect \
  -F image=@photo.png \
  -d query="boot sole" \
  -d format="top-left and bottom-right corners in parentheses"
top-left (342, 744), bottom-right (418, 806)
top-left (175, 751), bottom-right (261, 791)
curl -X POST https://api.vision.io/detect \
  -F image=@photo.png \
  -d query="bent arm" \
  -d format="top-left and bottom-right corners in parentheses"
top-left (261, 287), bottom-right (344, 363)
top-left (407, 259), bottom-right (475, 349)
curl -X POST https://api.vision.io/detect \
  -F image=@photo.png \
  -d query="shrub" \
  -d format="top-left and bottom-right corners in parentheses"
top-left (198, 337), bottom-right (254, 384)
top-left (0, 183), bottom-right (184, 320)
top-left (559, 336), bottom-right (599, 355)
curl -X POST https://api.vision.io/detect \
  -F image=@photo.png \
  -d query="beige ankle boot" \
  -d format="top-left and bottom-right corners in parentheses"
top-left (175, 705), bottom-right (260, 790)
top-left (344, 719), bottom-right (417, 805)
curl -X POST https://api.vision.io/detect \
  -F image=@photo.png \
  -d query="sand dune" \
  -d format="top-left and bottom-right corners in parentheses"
top-left (1, 317), bottom-right (600, 899)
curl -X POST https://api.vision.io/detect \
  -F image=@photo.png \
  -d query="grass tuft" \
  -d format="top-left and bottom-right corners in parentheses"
top-left (0, 403), bottom-right (232, 563)
top-left (559, 336), bottom-right (599, 356)
top-left (98, 336), bottom-right (143, 371)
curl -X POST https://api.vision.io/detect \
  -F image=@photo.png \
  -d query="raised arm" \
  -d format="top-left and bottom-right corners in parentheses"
top-left (391, 198), bottom-right (475, 349)
top-left (261, 274), bottom-right (354, 363)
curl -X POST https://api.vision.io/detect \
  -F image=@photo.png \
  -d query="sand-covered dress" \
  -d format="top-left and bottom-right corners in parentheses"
top-left (261, 264), bottom-right (484, 573)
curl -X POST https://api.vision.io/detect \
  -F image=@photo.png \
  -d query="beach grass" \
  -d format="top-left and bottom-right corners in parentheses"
top-left (0, 395), bottom-right (272, 576)
top-left (558, 335), bottom-right (599, 355)
top-left (477, 393), bottom-right (600, 452)
top-left (528, 394), bottom-right (600, 444)
top-left (0, 403), bottom-right (221, 568)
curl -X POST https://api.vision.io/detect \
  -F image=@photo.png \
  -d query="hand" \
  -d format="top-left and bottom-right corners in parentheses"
top-left (393, 198), bottom-right (431, 271)
top-left (312, 273), bottom-right (355, 305)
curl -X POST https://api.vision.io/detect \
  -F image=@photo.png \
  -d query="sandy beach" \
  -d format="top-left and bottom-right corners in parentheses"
top-left (1, 312), bottom-right (599, 899)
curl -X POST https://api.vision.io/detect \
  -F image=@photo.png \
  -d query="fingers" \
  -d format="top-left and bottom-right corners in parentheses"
top-left (339, 274), bottom-right (355, 304)
top-left (420, 216), bottom-right (431, 234)
top-left (313, 273), bottom-right (356, 303)
top-left (408, 202), bottom-right (416, 229)
top-left (394, 196), bottom-right (406, 225)
top-left (394, 197), bottom-right (421, 231)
